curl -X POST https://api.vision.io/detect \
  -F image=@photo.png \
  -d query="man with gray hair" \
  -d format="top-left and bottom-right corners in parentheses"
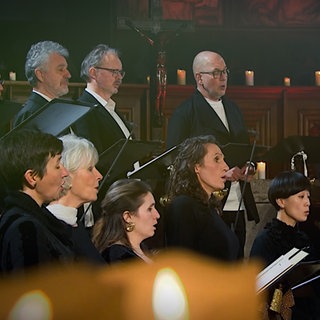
top-left (72, 43), bottom-right (131, 155)
top-left (13, 40), bottom-right (71, 127)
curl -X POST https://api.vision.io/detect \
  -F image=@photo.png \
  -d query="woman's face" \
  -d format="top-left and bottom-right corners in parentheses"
top-left (33, 154), bottom-right (68, 205)
top-left (277, 190), bottom-right (310, 226)
top-left (68, 164), bottom-right (102, 205)
top-left (194, 143), bottom-right (229, 196)
top-left (129, 192), bottom-right (160, 242)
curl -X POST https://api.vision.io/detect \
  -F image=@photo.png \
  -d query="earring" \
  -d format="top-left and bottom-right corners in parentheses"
top-left (126, 222), bottom-right (135, 232)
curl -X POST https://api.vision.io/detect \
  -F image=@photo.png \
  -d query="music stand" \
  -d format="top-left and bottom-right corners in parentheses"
top-left (96, 139), bottom-right (162, 184)
top-left (127, 146), bottom-right (178, 180)
top-left (0, 98), bottom-right (98, 139)
top-left (221, 143), bottom-right (270, 168)
top-left (263, 136), bottom-right (320, 164)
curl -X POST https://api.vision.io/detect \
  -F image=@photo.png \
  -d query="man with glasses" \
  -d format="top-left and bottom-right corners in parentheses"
top-left (73, 44), bottom-right (131, 155)
top-left (166, 51), bottom-right (259, 258)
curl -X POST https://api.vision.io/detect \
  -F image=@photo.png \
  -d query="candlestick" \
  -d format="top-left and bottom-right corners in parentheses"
top-left (315, 71), bottom-right (320, 86)
top-left (9, 71), bottom-right (16, 81)
top-left (257, 162), bottom-right (266, 180)
top-left (245, 70), bottom-right (254, 86)
top-left (284, 77), bottom-right (290, 87)
top-left (177, 69), bottom-right (186, 85)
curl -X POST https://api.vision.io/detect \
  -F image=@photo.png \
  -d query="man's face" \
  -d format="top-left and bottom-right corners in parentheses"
top-left (93, 54), bottom-right (124, 98)
top-left (197, 55), bottom-right (228, 101)
top-left (36, 52), bottom-right (71, 99)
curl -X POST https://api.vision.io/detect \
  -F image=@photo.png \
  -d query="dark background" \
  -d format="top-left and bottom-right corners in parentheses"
top-left (1, 0), bottom-right (320, 86)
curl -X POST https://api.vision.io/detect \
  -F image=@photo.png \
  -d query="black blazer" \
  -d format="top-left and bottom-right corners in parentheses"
top-left (13, 92), bottom-right (48, 128)
top-left (73, 90), bottom-right (132, 155)
top-left (166, 89), bottom-right (259, 223)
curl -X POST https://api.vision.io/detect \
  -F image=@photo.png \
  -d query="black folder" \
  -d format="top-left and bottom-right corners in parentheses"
top-left (0, 98), bottom-right (98, 139)
top-left (127, 145), bottom-right (178, 180)
top-left (263, 136), bottom-right (320, 164)
top-left (290, 260), bottom-right (320, 291)
top-left (96, 139), bottom-right (162, 184)
top-left (221, 143), bottom-right (270, 168)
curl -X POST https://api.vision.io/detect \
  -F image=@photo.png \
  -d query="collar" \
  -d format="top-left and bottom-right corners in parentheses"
top-left (85, 88), bottom-right (116, 111)
top-left (32, 89), bottom-right (52, 102)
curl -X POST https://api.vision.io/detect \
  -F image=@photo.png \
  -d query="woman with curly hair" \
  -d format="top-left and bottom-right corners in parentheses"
top-left (165, 135), bottom-right (240, 261)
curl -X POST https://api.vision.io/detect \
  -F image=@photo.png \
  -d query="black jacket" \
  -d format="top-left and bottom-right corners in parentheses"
top-left (0, 192), bottom-right (75, 273)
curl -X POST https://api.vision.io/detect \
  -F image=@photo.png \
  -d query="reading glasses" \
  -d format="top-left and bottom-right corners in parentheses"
top-left (95, 67), bottom-right (126, 78)
top-left (199, 68), bottom-right (230, 79)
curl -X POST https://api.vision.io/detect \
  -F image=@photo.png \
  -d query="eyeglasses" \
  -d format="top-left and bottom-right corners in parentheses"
top-left (199, 68), bottom-right (230, 79)
top-left (95, 67), bottom-right (125, 78)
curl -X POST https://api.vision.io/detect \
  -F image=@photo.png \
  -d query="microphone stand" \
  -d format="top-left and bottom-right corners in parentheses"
top-left (232, 138), bottom-right (257, 233)
top-left (80, 127), bottom-right (135, 222)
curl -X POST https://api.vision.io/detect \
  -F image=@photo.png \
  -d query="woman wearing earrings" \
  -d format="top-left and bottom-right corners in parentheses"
top-left (92, 179), bottom-right (160, 264)
top-left (165, 135), bottom-right (240, 261)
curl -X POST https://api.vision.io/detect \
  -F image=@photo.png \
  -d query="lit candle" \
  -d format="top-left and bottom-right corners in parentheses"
top-left (177, 69), bottom-right (186, 85)
top-left (152, 268), bottom-right (189, 320)
top-left (245, 70), bottom-right (254, 86)
top-left (284, 77), bottom-right (290, 86)
top-left (9, 71), bottom-right (16, 81)
top-left (257, 162), bottom-right (266, 180)
top-left (315, 71), bottom-right (320, 86)
top-left (146, 75), bottom-right (150, 84)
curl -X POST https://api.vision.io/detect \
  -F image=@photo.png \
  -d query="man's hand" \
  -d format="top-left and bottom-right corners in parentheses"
top-left (225, 162), bottom-right (256, 182)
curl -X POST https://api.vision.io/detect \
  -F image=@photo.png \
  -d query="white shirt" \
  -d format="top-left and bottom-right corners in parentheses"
top-left (85, 88), bottom-right (131, 138)
top-left (205, 97), bottom-right (245, 211)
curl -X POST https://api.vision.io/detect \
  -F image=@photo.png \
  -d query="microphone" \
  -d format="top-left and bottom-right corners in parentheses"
top-left (125, 19), bottom-right (154, 46)
top-left (247, 128), bottom-right (259, 140)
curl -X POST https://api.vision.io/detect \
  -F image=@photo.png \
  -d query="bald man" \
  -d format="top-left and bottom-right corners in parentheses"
top-left (166, 51), bottom-right (259, 257)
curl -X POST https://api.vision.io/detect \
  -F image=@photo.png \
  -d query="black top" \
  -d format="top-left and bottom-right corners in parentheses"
top-left (101, 244), bottom-right (141, 264)
top-left (165, 195), bottom-right (240, 261)
top-left (250, 218), bottom-right (314, 266)
top-left (0, 191), bottom-right (75, 273)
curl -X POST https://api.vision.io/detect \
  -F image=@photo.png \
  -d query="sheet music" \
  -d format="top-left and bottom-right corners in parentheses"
top-left (256, 247), bottom-right (309, 293)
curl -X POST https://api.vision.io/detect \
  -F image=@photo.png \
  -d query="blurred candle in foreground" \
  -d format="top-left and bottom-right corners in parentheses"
top-left (177, 69), bottom-right (186, 85)
top-left (284, 77), bottom-right (290, 86)
top-left (245, 70), bottom-right (254, 86)
top-left (257, 162), bottom-right (266, 180)
top-left (315, 71), bottom-right (320, 86)
top-left (153, 268), bottom-right (189, 320)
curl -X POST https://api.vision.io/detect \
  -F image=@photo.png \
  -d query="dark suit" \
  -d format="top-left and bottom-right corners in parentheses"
top-left (73, 90), bottom-right (132, 155)
top-left (166, 89), bottom-right (259, 255)
top-left (13, 92), bottom-right (48, 128)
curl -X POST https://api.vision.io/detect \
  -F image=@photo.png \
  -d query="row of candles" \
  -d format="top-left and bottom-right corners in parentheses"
top-left (245, 70), bottom-right (320, 86)
top-left (7, 69), bottom-right (320, 87)
top-left (178, 70), bottom-right (320, 86)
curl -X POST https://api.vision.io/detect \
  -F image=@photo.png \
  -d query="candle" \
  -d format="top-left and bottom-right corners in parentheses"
top-left (315, 71), bottom-right (320, 86)
top-left (257, 162), bottom-right (266, 180)
top-left (177, 69), bottom-right (186, 85)
top-left (9, 71), bottom-right (16, 81)
top-left (152, 268), bottom-right (189, 320)
top-left (146, 75), bottom-right (150, 84)
top-left (284, 77), bottom-right (290, 86)
top-left (245, 70), bottom-right (254, 86)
